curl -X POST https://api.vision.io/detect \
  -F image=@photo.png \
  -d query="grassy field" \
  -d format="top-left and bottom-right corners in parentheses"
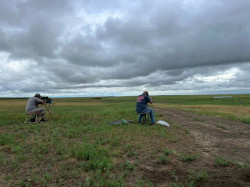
top-left (153, 94), bottom-right (250, 124)
top-left (0, 95), bottom-right (249, 186)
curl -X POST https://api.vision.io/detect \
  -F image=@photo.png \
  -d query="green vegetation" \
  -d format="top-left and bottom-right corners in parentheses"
top-left (0, 95), bottom-right (249, 186)
top-left (179, 152), bottom-right (199, 162)
top-left (163, 149), bottom-right (172, 156)
top-left (187, 169), bottom-right (208, 181)
top-left (214, 156), bottom-right (231, 166)
top-left (157, 154), bottom-right (169, 164)
top-left (214, 156), bottom-right (249, 168)
top-left (214, 123), bottom-right (228, 130)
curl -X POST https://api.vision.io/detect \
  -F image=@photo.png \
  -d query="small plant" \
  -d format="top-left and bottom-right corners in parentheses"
top-left (136, 178), bottom-right (154, 187)
top-left (10, 158), bottom-right (18, 169)
top-left (238, 130), bottom-right (248, 135)
top-left (194, 118), bottom-right (205, 122)
top-left (214, 156), bottom-right (230, 166)
top-left (123, 161), bottom-right (135, 171)
top-left (179, 152), bottom-right (198, 162)
top-left (10, 145), bottom-right (22, 154)
top-left (231, 149), bottom-right (236, 155)
top-left (71, 143), bottom-right (103, 160)
top-left (157, 154), bottom-right (169, 164)
top-left (63, 128), bottom-right (79, 138)
top-left (127, 151), bottom-right (138, 157)
top-left (196, 170), bottom-right (208, 181)
top-left (230, 160), bottom-right (248, 168)
top-left (215, 123), bottom-right (227, 130)
top-left (188, 169), bottom-right (208, 181)
top-left (79, 156), bottom-right (112, 171)
top-left (39, 143), bottom-right (49, 154)
top-left (169, 136), bottom-right (178, 143)
top-left (96, 137), bottom-right (108, 145)
top-left (185, 180), bottom-right (195, 187)
top-left (163, 149), bottom-right (172, 156)
top-left (169, 170), bottom-right (177, 180)
top-left (4, 175), bottom-right (11, 183)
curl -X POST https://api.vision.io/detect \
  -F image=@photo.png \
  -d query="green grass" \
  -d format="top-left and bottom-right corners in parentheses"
top-left (213, 156), bottom-right (249, 168)
top-left (0, 134), bottom-right (15, 145)
top-left (157, 154), bottom-right (168, 164)
top-left (214, 156), bottom-right (230, 166)
top-left (179, 152), bottom-right (199, 162)
top-left (214, 123), bottom-right (228, 130)
top-left (0, 95), bottom-right (249, 186)
top-left (187, 169), bottom-right (208, 181)
top-left (0, 97), bottom-right (172, 186)
top-left (163, 149), bottom-right (172, 156)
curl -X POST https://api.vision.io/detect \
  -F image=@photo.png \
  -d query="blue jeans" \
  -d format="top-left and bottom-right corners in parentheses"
top-left (138, 108), bottom-right (155, 123)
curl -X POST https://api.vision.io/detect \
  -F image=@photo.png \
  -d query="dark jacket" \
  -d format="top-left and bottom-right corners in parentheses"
top-left (136, 94), bottom-right (151, 113)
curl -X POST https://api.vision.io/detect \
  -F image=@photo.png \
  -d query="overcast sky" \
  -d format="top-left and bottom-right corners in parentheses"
top-left (0, 0), bottom-right (250, 97)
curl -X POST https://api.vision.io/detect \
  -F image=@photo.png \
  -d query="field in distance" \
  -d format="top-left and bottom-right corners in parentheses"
top-left (0, 95), bottom-right (250, 186)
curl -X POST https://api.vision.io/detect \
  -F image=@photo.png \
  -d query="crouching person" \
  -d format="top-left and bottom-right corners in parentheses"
top-left (26, 93), bottom-right (46, 122)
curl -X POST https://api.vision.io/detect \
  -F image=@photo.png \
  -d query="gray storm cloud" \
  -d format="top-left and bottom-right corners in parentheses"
top-left (0, 0), bottom-right (250, 96)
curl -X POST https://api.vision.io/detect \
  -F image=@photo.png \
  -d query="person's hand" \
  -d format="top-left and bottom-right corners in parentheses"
top-left (40, 100), bottom-right (45, 105)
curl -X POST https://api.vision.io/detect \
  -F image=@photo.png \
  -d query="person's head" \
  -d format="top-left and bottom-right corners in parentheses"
top-left (34, 93), bottom-right (41, 98)
top-left (143, 91), bottom-right (149, 96)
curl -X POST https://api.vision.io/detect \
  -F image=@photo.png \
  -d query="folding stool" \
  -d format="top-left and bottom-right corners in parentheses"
top-left (139, 112), bottom-right (150, 125)
top-left (24, 113), bottom-right (44, 123)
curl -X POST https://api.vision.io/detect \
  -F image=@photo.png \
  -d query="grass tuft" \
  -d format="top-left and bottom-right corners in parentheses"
top-left (214, 156), bottom-right (230, 166)
top-left (179, 152), bottom-right (198, 162)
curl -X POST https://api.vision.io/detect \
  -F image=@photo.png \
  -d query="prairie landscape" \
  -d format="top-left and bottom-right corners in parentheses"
top-left (0, 95), bottom-right (250, 186)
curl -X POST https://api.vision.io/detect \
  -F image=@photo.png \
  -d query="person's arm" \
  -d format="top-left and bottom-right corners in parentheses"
top-left (147, 95), bottom-right (152, 104)
top-left (149, 98), bottom-right (152, 104)
top-left (40, 99), bottom-right (44, 105)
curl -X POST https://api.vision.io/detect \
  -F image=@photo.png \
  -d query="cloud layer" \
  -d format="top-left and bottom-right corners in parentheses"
top-left (0, 0), bottom-right (250, 97)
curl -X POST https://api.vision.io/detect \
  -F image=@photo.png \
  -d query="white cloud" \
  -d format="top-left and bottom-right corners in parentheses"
top-left (193, 68), bottom-right (239, 83)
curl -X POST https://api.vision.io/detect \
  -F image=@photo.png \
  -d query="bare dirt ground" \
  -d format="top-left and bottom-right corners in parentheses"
top-left (137, 107), bottom-right (250, 187)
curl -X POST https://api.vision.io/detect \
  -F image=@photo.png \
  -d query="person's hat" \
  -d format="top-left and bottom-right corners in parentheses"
top-left (35, 93), bottom-right (41, 98)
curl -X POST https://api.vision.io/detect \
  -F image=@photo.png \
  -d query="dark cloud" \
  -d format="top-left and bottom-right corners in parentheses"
top-left (60, 34), bottom-right (114, 67)
top-left (0, 0), bottom-right (250, 97)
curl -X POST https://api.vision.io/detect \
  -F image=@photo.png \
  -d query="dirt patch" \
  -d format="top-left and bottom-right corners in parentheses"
top-left (136, 107), bottom-right (250, 186)
top-left (154, 107), bottom-right (250, 163)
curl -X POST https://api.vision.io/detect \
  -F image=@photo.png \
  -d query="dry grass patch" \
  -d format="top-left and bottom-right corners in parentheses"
top-left (0, 100), bottom-right (26, 107)
top-left (56, 102), bottom-right (102, 106)
top-left (155, 104), bottom-right (250, 123)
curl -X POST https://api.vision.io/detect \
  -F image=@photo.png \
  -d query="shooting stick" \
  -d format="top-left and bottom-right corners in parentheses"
top-left (44, 104), bottom-right (54, 120)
